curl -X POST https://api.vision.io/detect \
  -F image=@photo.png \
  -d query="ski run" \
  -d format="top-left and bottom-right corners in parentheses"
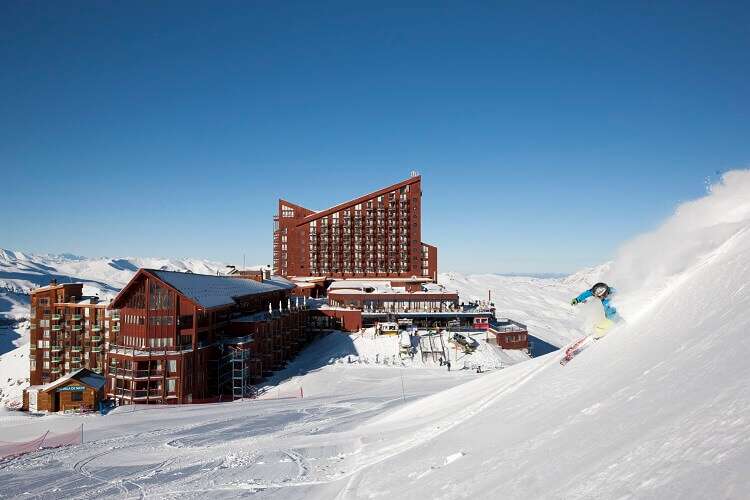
top-left (0, 170), bottom-right (749, 498)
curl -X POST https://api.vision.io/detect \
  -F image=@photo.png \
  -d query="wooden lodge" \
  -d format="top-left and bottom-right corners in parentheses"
top-left (24, 368), bottom-right (105, 413)
top-left (106, 269), bottom-right (311, 405)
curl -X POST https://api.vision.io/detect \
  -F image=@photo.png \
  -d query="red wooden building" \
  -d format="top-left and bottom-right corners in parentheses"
top-left (273, 174), bottom-right (438, 281)
top-left (106, 269), bottom-right (310, 405)
top-left (490, 320), bottom-right (529, 350)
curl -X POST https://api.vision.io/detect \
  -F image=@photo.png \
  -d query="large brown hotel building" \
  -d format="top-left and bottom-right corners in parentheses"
top-left (274, 174), bottom-right (437, 281)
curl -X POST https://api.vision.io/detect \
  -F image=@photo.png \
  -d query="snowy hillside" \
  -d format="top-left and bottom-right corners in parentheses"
top-left (0, 249), bottom-right (231, 297)
top-left (0, 250), bottom-right (234, 330)
top-left (0, 170), bottom-right (748, 498)
top-left (440, 262), bottom-right (610, 348)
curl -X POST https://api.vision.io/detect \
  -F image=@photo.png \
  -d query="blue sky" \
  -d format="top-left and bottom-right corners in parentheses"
top-left (2, 1), bottom-right (748, 273)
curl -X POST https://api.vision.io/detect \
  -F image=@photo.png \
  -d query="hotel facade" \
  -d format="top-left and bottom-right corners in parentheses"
top-left (273, 174), bottom-right (437, 281)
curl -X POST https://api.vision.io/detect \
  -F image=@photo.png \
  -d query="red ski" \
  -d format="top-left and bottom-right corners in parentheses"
top-left (559, 336), bottom-right (595, 366)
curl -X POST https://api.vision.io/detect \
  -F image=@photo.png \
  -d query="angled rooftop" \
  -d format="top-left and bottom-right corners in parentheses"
top-left (149, 270), bottom-right (291, 309)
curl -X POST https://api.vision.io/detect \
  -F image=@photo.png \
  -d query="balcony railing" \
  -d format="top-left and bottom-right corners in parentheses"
top-left (71, 357), bottom-right (82, 363)
top-left (132, 389), bottom-right (163, 399)
top-left (91, 346), bottom-right (102, 353)
top-left (112, 367), bottom-right (165, 379)
top-left (72, 325), bottom-right (82, 332)
top-left (52, 325), bottom-right (62, 331)
top-left (51, 356), bottom-right (62, 363)
top-left (112, 324), bottom-right (120, 332)
top-left (71, 346), bottom-right (82, 353)
top-left (92, 325), bottom-right (102, 332)
top-left (111, 314), bottom-right (120, 321)
top-left (91, 336), bottom-right (102, 342)
top-left (51, 314), bottom-right (62, 321)
top-left (71, 315), bottom-right (82, 321)
top-left (51, 345), bottom-right (62, 352)
top-left (51, 367), bottom-right (61, 374)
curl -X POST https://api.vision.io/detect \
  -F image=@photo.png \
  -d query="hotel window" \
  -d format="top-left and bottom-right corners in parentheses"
top-left (167, 379), bottom-right (176, 393)
top-left (168, 360), bottom-right (177, 372)
top-left (281, 204), bottom-right (295, 218)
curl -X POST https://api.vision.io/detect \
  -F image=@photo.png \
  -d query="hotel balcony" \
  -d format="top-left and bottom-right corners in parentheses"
top-left (51, 356), bottom-right (62, 363)
top-left (72, 325), bottom-right (82, 332)
top-left (91, 335), bottom-right (102, 342)
top-left (71, 346), bottom-right (82, 353)
top-left (91, 346), bottom-right (102, 353)
top-left (132, 390), bottom-right (162, 400)
top-left (52, 325), bottom-right (62, 331)
top-left (51, 345), bottom-right (63, 352)
top-left (51, 314), bottom-right (62, 321)
top-left (111, 314), bottom-right (120, 321)
top-left (71, 314), bottom-right (82, 321)
top-left (92, 324), bottom-right (102, 332)
top-left (111, 368), bottom-right (165, 380)
top-left (112, 324), bottom-right (120, 332)
top-left (51, 367), bottom-right (61, 374)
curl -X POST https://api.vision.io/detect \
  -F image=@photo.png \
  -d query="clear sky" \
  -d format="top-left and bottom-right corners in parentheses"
top-left (2, 1), bottom-right (748, 273)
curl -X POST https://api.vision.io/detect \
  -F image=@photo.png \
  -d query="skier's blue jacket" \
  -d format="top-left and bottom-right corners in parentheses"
top-left (575, 289), bottom-right (619, 320)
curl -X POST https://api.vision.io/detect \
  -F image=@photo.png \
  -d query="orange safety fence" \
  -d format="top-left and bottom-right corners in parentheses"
top-left (0, 425), bottom-right (83, 461)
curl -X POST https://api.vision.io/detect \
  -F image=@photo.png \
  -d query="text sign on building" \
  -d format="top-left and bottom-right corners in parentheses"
top-left (57, 385), bottom-right (86, 392)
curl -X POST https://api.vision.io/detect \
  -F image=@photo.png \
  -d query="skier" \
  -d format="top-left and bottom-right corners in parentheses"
top-left (571, 282), bottom-right (620, 338)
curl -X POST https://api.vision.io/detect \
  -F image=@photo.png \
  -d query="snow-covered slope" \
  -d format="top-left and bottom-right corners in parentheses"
top-left (0, 249), bottom-right (231, 296)
top-left (440, 262), bottom-right (610, 348)
top-left (1, 170), bottom-right (748, 498)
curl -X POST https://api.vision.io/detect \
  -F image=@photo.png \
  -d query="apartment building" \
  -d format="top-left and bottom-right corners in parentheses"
top-left (28, 281), bottom-right (111, 386)
top-left (273, 174), bottom-right (438, 281)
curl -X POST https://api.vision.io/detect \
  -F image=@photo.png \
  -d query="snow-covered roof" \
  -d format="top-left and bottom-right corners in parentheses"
top-left (263, 275), bottom-right (296, 290)
top-left (29, 368), bottom-right (105, 392)
top-left (150, 270), bottom-right (289, 309)
top-left (328, 280), bottom-right (389, 291)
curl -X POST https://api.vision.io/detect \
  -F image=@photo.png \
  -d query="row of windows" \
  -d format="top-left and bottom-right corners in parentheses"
top-left (120, 335), bottom-right (175, 348)
top-left (150, 316), bottom-right (174, 326)
top-left (125, 314), bottom-right (146, 325)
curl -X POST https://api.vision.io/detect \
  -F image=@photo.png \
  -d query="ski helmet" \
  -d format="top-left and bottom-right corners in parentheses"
top-left (591, 282), bottom-right (610, 298)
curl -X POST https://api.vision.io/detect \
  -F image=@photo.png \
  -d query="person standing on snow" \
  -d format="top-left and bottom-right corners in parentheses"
top-left (571, 282), bottom-right (620, 337)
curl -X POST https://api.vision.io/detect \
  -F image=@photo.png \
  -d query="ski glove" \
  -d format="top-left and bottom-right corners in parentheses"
top-left (571, 298), bottom-right (580, 306)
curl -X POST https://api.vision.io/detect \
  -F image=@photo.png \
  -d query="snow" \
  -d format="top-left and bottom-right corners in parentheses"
top-left (439, 270), bottom-right (599, 348)
top-left (0, 343), bottom-right (29, 408)
top-left (0, 171), bottom-right (749, 498)
top-left (151, 270), bottom-right (292, 309)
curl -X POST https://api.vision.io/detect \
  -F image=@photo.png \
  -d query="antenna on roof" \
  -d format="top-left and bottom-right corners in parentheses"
top-left (410, 170), bottom-right (419, 178)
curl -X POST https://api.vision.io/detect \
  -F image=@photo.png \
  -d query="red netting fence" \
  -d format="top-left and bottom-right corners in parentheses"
top-left (0, 425), bottom-right (83, 461)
